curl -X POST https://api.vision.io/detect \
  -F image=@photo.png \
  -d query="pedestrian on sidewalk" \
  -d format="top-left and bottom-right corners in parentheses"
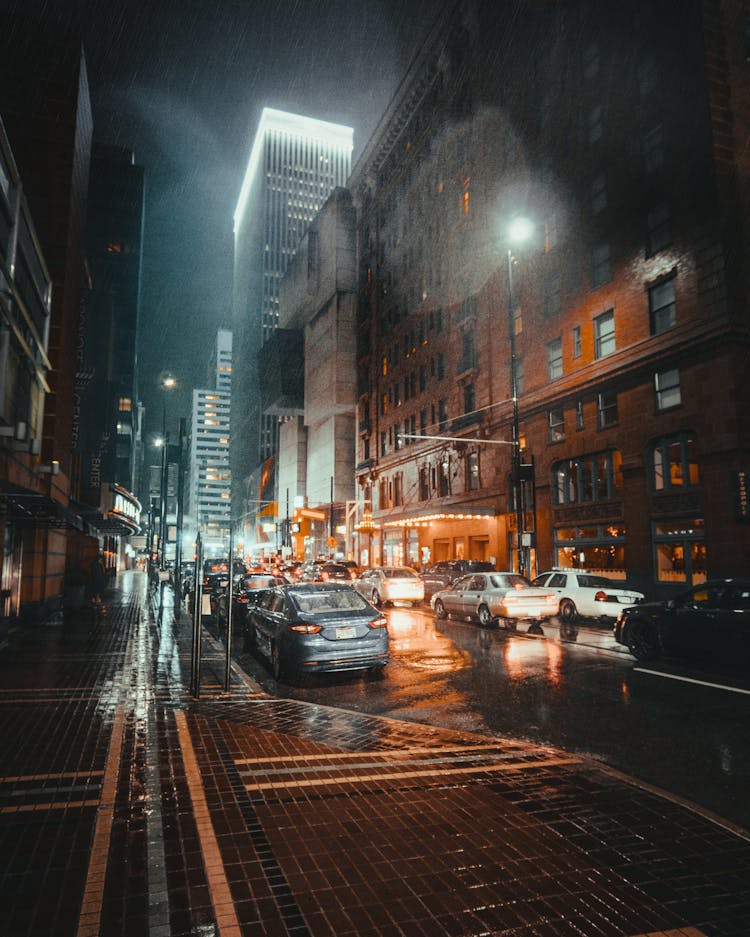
top-left (90, 552), bottom-right (107, 606)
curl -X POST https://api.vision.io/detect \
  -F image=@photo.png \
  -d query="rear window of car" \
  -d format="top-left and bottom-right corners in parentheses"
top-left (578, 575), bottom-right (616, 588)
top-left (468, 562), bottom-right (495, 572)
top-left (291, 589), bottom-right (370, 614)
top-left (489, 574), bottom-right (529, 589)
top-left (383, 568), bottom-right (418, 578)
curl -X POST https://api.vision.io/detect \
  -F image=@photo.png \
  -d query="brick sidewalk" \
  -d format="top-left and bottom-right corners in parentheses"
top-left (0, 571), bottom-right (748, 936)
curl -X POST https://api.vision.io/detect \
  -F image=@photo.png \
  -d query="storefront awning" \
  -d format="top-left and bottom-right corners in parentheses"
top-left (381, 506), bottom-right (496, 528)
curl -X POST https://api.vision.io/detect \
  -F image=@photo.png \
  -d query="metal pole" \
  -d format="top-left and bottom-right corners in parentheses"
top-left (159, 401), bottom-right (168, 569)
top-left (224, 524), bottom-right (233, 692)
top-left (174, 417), bottom-right (186, 613)
top-left (191, 533), bottom-right (203, 698)
top-left (507, 248), bottom-right (525, 577)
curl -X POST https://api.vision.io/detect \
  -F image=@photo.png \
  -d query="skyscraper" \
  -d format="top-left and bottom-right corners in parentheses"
top-left (188, 330), bottom-right (232, 552)
top-left (231, 108), bottom-right (352, 548)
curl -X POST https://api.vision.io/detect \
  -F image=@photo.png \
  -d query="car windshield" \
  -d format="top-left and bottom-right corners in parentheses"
top-left (383, 568), bottom-right (418, 578)
top-left (489, 574), bottom-right (530, 589)
top-left (290, 589), bottom-right (371, 614)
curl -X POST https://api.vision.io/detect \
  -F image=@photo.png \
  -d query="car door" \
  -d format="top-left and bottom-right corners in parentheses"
top-left (668, 582), bottom-right (725, 658)
top-left (251, 589), bottom-right (283, 662)
top-left (462, 575), bottom-right (488, 619)
top-left (441, 575), bottom-right (468, 615)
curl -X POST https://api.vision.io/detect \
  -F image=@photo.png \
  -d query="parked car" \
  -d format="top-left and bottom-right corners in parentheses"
top-left (421, 560), bottom-right (496, 599)
top-left (531, 568), bottom-right (644, 623)
top-left (614, 578), bottom-right (750, 667)
top-left (214, 573), bottom-right (286, 633)
top-left (354, 567), bottom-right (425, 606)
top-left (431, 572), bottom-right (558, 628)
top-left (340, 560), bottom-right (360, 580)
top-left (247, 582), bottom-right (389, 678)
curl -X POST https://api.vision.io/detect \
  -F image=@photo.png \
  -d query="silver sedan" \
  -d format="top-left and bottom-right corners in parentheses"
top-left (430, 572), bottom-right (558, 628)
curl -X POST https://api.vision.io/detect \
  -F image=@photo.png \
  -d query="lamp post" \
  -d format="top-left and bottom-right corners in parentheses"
top-left (506, 217), bottom-right (533, 578)
top-left (158, 374), bottom-right (177, 570)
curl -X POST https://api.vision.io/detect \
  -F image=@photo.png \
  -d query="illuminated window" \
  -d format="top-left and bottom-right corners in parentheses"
top-left (652, 433), bottom-right (699, 491)
top-left (552, 449), bottom-right (622, 505)
top-left (653, 518), bottom-right (706, 585)
top-left (118, 397), bottom-right (132, 412)
top-left (107, 241), bottom-right (122, 253)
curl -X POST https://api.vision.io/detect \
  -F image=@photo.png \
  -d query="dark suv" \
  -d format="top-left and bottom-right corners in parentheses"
top-left (421, 560), bottom-right (496, 599)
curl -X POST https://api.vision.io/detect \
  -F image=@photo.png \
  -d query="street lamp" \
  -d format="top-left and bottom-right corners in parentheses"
top-left (507, 217), bottom-right (533, 577)
top-left (158, 374), bottom-right (177, 569)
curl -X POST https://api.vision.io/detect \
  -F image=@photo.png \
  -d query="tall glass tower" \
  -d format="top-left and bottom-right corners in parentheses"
top-left (231, 108), bottom-right (353, 545)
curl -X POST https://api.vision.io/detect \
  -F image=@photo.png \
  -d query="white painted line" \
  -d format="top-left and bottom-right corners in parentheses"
top-left (243, 756), bottom-right (580, 792)
top-left (635, 668), bottom-right (750, 695)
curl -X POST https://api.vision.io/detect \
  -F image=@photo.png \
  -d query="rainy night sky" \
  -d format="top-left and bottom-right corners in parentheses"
top-left (2, 0), bottom-right (437, 435)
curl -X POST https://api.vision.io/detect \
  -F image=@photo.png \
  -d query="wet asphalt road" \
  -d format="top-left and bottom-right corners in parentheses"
top-left (234, 604), bottom-right (750, 832)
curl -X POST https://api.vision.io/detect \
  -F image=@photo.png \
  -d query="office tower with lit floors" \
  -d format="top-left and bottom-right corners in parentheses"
top-left (188, 330), bottom-right (232, 554)
top-left (231, 108), bottom-right (353, 549)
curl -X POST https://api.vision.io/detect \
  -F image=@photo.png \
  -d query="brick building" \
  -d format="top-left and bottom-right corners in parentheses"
top-left (349, 0), bottom-right (750, 594)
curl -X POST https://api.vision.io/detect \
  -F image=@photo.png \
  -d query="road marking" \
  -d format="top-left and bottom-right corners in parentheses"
top-left (635, 668), bottom-right (750, 695)
top-left (76, 704), bottom-right (125, 937)
top-left (175, 710), bottom-right (241, 936)
top-left (234, 741), bottom-right (528, 766)
top-left (242, 755), bottom-right (580, 792)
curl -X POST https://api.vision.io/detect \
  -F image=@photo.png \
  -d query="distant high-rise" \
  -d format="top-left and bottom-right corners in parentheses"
top-left (81, 144), bottom-right (145, 502)
top-left (231, 108), bottom-right (353, 544)
top-left (188, 330), bottom-right (232, 550)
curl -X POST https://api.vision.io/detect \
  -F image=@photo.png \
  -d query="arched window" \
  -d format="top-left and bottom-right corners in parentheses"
top-left (651, 433), bottom-right (699, 490)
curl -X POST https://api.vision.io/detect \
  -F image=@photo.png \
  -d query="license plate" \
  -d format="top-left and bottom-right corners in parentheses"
top-left (335, 626), bottom-right (356, 640)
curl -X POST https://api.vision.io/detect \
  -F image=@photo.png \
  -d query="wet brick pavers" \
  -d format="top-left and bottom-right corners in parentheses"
top-left (0, 572), bottom-right (748, 936)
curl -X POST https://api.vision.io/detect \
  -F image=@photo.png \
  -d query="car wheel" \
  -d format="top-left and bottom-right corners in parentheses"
top-left (560, 620), bottom-right (578, 641)
top-left (271, 641), bottom-right (283, 680)
top-left (559, 598), bottom-right (577, 623)
top-left (434, 598), bottom-right (447, 619)
top-left (478, 604), bottom-right (494, 627)
top-left (627, 621), bottom-right (660, 661)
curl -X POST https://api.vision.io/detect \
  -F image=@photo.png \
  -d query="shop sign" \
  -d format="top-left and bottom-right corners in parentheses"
top-left (734, 469), bottom-right (750, 521)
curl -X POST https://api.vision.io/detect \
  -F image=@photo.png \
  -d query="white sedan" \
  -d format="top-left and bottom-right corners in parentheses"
top-left (531, 569), bottom-right (644, 623)
top-left (354, 567), bottom-right (425, 607)
top-left (431, 572), bottom-right (558, 628)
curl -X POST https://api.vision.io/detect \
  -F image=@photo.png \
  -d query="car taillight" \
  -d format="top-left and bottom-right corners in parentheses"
top-left (368, 617), bottom-right (388, 629)
top-left (237, 595), bottom-right (249, 604)
top-left (321, 571), bottom-right (330, 581)
top-left (289, 622), bottom-right (323, 634)
top-left (349, 570), bottom-right (357, 579)
top-left (594, 590), bottom-right (616, 602)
